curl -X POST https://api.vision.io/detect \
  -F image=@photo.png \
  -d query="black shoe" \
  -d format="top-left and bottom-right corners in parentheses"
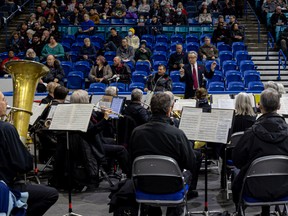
top-left (187, 190), bottom-right (199, 200)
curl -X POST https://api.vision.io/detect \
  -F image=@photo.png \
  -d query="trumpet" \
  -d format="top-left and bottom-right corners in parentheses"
top-left (93, 105), bottom-right (124, 118)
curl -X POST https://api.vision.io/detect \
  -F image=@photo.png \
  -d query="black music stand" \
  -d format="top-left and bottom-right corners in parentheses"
top-left (48, 103), bottom-right (94, 216)
top-left (179, 107), bottom-right (234, 216)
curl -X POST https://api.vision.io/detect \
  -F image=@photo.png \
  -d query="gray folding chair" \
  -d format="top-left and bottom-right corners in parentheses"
top-left (238, 155), bottom-right (288, 216)
top-left (132, 155), bottom-right (190, 216)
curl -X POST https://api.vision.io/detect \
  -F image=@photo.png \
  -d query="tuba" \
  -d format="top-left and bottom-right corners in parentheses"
top-left (4, 60), bottom-right (49, 144)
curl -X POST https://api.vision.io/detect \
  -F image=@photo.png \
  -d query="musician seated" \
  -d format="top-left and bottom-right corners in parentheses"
top-left (124, 88), bottom-right (151, 126)
top-left (144, 65), bottom-right (172, 92)
top-left (69, 90), bottom-right (130, 176)
top-left (40, 81), bottom-right (60, 104)
top-left (0, 91), bottom-right (59, 216)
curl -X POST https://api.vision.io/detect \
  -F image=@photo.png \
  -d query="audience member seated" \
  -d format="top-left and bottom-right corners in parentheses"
top-left (116, 38), bottom-right (135, 65)
top-left (100, 2), bottom-right (113, 19)
top-left (198, 2), bottom-right (210, 14)
top-left (78, 3), bottom-right (88, 16)
top-left (222, 0), bottom-right (236, 17)
top-left (137, 15), bottom-right (148, 38)
top-left (160, 0), bottom-right (174, 9)
top-left (134, 40), bottom-right (152, 64)
top-left (212, 21), bottom-right (231, 44)
top-left (79, 38), bottom-right (97, 64)
top-left (49, 24), bottom-right (61, 42)
top-left (125, 28), bottom-right (140, 50)
top-left (227, 15), bottom-right (238, 29)
top-left (41, 30), bottom-right (51, 45)
top-left (103, 28), bottom-right (123, 52)
top-left (6, 31), bottom-right (25, 54)
top-left (209, 0), bottom-right (223, 13)
top-left (27, 13), bottom-right (37, 29)
top-left (149, 2), bottom-right (161, 18)
top-left (24, 48), bottom-right (40, 62)
top-left (129, 92), bottom-right (197, 216)
top-left (145, 64), bottom-right (172, 92)
top-left (111, 56), bottom-right (131, 84)
top-left (68, 6), bottom-right (84, 25)
top-left (17, 21), bottom-right (28, 39)
top-left (37, 55), bottom-right (65, 92)
top-left (0, 50), bottom-right (20, 77)
top-left (89, 55), bottom-right (113, 84)
top-left (32, 34), bottom-right (44, 57)
top-left (261, 0), bottom-right (276, 21)
top-left (149, 15), bottom-right (162, 35)
top-left (124, 88), bottom-right (151, 126)
top-left (138, 0), bottom-right (150, 18)
top-left (176, 2), bottom-right (188, 16)
top-left (89, 7), bottom-right (100, 24)
top-left (127, 0), bottom-right (138, 18)
top-left (232, 88), bottom-right (288, 216)
top-left (270, 6), bottom-right (287, 39)
top-left (23, 29), bottom-right (35, 50)
top-left (41, 36), bottom-right (65, 60)
top-left (230, 23), bottom-right (244, 43)
top-left (40, 81), bottom-right (60, 104)
top-left (46, 6), bottom-right (61, 27)
top-left (112, 0), bottom-right (127, 18)
top-left (0, 91), bottom-right (59, 216)
top-left (33, 21), bottom-right (45, 37)
top-left (75, 13), bottom-right (96, 37)
top-left (198, 8), bottom-right (212, 24)
top-left (278, 26), bottom-right (288, 54)
top-left (168, 44), bottom-right (188, 71)
top-left (67, 0), bottom-right (77, 13)
top-left (35, 6), bottom-right (44, 19)
top-left (161, 3), bottom-right (174, 25)
top-left (173, 8), bottom-right (188, 25)
top-left (198, 36), bottom-right (219, 62)
top-left (214, 14), bottom-right (227, 27)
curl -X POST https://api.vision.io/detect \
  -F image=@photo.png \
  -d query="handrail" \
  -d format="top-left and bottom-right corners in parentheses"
top-left (2, 0), bottom-right (34, 44)
top-left (246, 0), bottom-right (260, 43)
top-left (266, 32), bottom-right (275, 60)
top-left (278, 49), bottom-right (286, 81)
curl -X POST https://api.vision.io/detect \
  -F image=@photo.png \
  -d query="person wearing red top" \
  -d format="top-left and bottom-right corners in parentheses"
top-left (0, 50), bottom-right (19, 77)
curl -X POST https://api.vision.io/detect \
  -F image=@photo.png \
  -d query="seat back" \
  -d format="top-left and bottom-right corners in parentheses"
top-left (88, 82), bottom-right (106, 92)
top-left (229, 131), bottom-right (244, 148)
top-left (240, 155), bottom-right (288, 203)
top-left (132, 155), bottom-right (185, 195)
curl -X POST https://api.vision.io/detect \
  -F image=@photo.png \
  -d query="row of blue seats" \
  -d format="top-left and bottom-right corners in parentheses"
top-left (207, 81), bottom-right (264, 92)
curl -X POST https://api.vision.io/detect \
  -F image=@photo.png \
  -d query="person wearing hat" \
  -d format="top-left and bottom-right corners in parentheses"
top-left (125, 28), bottom-right (140, 50)
top-left (134, 40), bottom-right (152, 63)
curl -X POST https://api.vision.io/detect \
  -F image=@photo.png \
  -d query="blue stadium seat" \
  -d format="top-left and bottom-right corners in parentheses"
top-left (244, 70), bottom-right (261, 87)
top-left (111, 18), bottom-right (124, 24)
top-left (152, 51), bottom-right (167, 62)
top-left (153, 43), bottom-right (169, 52)
top-left (141, 34), bottom-right (154, 44)
top-left (124, 18), bottom-right (137, 25)
top-left (205, 60), bottom-right (220, 71)
top-left (88, 82), bottom-right (106, 92)
top-left (208, 81), bottom-right (225, 91)
top-left (227, 81), bottom-right (245, 91)
top-left (171, 34), bottom-right (184, 44)
top-left (90, 35), bottom-right (105, 47)
top-left (225, 70), bottom-right (243, 86)
top-left (207, 70), bottom-right (223, 84)
top-left (99, 19), bottom-right (111, 25)
top-left (170, 71), bottom-right (180, 82)
top-left (232, 42), bottom-right (246, 58)
top-left (67, 71), bottom-right (85, 89)
top-left (62, 35), bottom-right (75, 44)
top-left (91, 42), bottom-right (101, 50)
top-left (16, 52), bottom-right (25, 59)
top-left (76, 34), bottom-right (90, 43)
top-left (172, 82), bottom-right (185, 92)
top-left (219, 51), bottom-right (233, 67)
top-left (61, 42), bottom-right (71, 52)
top-left (71, 42), bottom-right (84, 52)
top-left (104, 51), bottom-right (116, 62)
top-left (222, 60), bottom-right (237, 75)
top-left (186, 34), bottom-right (199, 43)
top-left (129, 82), bottom-right (145, 91)
top-left (247, 81), bottom-right (264, 91)
top-left (200, 34), bottom-right (212, 44)
top-left (155, 34), bottom-right (169, 44)
top-left (110, 82), bottom-right (127, 92)
top-left (132, 71), bottom-right (148, 83)
top-left (235, 50), bottom-right (251, 66)
top-left (61, 61), bottom-right (74, 77)
top-left (74, 61), bottom-right (91, 78)
top-left (135, 61), bottom-right (150, 73)
top-left (67, 51), bottom-right (79, 62)
top-left (170, 43), bottom-right (186, 52)
top-left (153, 61), bottom-right (167, 71)
top-left (186, 42), bottom-right (199, 52)
top-left (217, 43), bottom-right (232, 52)
top-left (239, 60), bottom-right (255, 73)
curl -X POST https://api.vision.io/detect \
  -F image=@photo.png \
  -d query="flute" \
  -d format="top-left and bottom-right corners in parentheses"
top-left (93, 105), bottom-right (124, 118)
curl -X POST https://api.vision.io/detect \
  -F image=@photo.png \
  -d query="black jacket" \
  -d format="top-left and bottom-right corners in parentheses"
top-left (168, 52), bottom-right (188, 71)
top-left (146, 73), bottom-right (172, 92)
top-left (43, 60), bottom-right (65, 85)
top-left (232, 113), bottom-right (288, 201)
top-left (123, 101), bottom-right (151, 126)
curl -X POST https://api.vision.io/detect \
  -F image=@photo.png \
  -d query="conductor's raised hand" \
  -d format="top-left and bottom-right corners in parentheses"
top-left (211, 61), bottom-right (217, 71)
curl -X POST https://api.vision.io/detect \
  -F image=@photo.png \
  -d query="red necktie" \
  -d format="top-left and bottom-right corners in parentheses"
top-left (192, 64), bottom-right (198, 89)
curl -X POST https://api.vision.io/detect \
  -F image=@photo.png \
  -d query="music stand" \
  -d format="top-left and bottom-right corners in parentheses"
top-left (179, 107), bottom-right (234, 216)
top-left (48, 103), bottom-right (94, 216)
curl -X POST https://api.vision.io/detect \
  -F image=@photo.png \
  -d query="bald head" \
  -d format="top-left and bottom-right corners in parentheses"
top-left (47, 55), bottom-right (55, 66)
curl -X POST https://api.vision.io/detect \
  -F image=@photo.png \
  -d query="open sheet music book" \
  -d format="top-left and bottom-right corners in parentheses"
top-left (49, 104), bottom-right (94, 132)
top-left (278, 97), bottom-right (288, 115)
top-left (179, 107), bottom-right (234, 144)
top-left (29, 103), bottom-right (47, 125)
top-left (143, 91), bottom-right (154, 107)
top-left (173, 99), bottom-right (196, 111)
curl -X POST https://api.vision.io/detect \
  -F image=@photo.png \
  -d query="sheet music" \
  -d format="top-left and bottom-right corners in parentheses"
top-left (49, 104), bottom-right (94, 132)
top-left (47, 105), bottom-right (57, 119)
top-left (179, 107), bottom-right (234, 143)
top-left (29, 103), bottom-right (47, 125)
top-left (211, 94), bottom-right (232, 108)
top-left (143, 91), bottom-right (153, 107)
top-left (173, 99), bottom-right (196, 111)
top-left (213, 98), bottom-right (235, 109)
top-left (278, 97), bottom-right (288, 115)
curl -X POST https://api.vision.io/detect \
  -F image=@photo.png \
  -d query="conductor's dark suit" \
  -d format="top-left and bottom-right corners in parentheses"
top-left (180, 63), bottom-right (214, 99)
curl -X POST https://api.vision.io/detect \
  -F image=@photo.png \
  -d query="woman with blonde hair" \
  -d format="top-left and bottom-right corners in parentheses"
top-left (88, 55), bottom-right (112, 84)
top-left (232, 92), bottom-right (256, 133)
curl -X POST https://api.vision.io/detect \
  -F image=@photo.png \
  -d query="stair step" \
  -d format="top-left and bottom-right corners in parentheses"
top-left (257, 65), bottom-right (280, 69)
top-left (252, 56), bottom-right (279, 60)
top-left (254, 60), bottom-right (279, 65)
top-left (248, 51), bottom-right (278, 55)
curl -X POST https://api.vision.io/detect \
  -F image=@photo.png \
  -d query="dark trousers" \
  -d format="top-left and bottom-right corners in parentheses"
top-left (12, 183), bottom-right (59, 216)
